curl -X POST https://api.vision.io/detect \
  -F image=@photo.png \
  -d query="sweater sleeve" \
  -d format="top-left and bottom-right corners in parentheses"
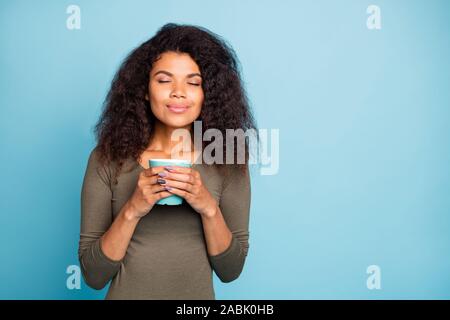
top-left (208, 165), bottom-right (251, 283)
top-left (78, 147), bottom-right (122, 290)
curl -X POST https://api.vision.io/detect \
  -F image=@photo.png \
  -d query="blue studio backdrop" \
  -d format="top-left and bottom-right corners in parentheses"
top-left (1, 0), bottom-right (449, 299)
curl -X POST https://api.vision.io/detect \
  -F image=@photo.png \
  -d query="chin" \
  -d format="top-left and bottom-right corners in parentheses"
top-left (162, 117), bottom-right (195, 128)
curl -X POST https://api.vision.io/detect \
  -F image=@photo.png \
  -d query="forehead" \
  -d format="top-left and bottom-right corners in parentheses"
top-left (151, 51), bottom-right (200, 74)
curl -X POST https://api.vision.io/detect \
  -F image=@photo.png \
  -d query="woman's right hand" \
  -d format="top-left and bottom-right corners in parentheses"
top-left (126, 166), bottom-right (172, 219)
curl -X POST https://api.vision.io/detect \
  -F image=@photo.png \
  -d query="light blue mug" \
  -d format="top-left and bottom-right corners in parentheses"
top-left (149, 158), bottom-right (192, 205)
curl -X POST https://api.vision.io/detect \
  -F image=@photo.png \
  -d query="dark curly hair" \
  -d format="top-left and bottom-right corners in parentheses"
top-left (94, 23), bottom-right (258, 185)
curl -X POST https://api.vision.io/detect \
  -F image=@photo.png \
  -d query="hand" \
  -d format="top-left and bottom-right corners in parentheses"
top-left (127, 166), bottom-right (173, 219)
top-left (158, 166), bottom-right (218, 218)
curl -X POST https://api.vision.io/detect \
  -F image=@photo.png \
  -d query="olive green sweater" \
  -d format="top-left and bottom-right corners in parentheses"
top-left (78, 148), bottom-right (251, 299)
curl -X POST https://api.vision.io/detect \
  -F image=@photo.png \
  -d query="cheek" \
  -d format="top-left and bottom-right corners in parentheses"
top-left (193, 89), bottom-right (204, 108)
top-left (149, 85), bottom-right (168, 105)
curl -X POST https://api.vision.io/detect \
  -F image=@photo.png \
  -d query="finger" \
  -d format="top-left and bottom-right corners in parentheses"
top-left (150, 183), bottom-right (168, 194)
top-left (143, 165), bottom-right (167, 177)
top-left (167, 167), bottom-right (200, 180)
top-left (164, 166), bottom-right (193, 174)
top-left (140, 176), bottom-right (159, 187)
top-left (155, 191), bottom-right (173, 200)
top-left (163, 179), bottom-right (193, 193)
top-left (163, 171), bottom-right (195, 184)
top-left (164, 186), bottom-right (191, 199)
top-left (142, 183), bottom-right (164, 196)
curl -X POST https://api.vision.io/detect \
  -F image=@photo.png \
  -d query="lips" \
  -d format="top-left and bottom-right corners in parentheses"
top-left (166, 104), bottom-right (189, 114)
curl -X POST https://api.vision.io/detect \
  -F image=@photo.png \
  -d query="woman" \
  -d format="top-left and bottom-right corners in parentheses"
top-left (79, 23), bottom-right (257, 299)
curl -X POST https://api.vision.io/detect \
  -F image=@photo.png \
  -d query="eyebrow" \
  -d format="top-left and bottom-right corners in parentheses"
top-left (153, 70), bottom-right (202, 78)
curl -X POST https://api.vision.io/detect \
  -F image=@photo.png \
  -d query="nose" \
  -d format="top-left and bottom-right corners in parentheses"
top-left (170, 82), bottom-right (187, 99)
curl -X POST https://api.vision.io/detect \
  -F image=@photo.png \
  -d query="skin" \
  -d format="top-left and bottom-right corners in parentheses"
top-left (100, 51), bottom-right (233, 261)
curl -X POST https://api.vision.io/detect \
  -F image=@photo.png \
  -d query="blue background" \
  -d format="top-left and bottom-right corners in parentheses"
top-left (1, 0), bottom-right (449, 299)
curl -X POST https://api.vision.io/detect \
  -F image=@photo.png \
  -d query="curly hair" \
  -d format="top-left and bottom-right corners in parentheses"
top-left (94, 23), bottom-right (258, 185)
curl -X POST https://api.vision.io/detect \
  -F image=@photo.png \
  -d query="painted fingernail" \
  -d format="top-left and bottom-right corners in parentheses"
top-left (164, 166), bottom-right (173, 171)
top-left (158, 172), bottom-right (167, 177)
top-left (157, 178), bottom-right (166, 184)
top-left (164, 186), bottom-right (172, 191)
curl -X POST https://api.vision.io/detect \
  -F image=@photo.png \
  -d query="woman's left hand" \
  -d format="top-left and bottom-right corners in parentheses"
top-left (158, 166), bottom-right (218, 218)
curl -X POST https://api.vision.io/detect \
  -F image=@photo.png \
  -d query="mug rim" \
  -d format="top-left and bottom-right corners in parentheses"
top-left (149, 158), bottom-right (192, 164)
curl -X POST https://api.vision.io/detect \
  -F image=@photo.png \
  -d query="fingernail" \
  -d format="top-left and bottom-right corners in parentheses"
top-left (164, 186), bottom-right (172, 191)
top-left (164, 166), bottom-right (173, 171)
top-left (158, 172), bottom-right (167, 177)
top-left (157, 178), bottom-right (166, 184)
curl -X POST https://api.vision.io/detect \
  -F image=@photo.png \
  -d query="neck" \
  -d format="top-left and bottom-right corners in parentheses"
top-left (147, 120), bottom-right (194, 156)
